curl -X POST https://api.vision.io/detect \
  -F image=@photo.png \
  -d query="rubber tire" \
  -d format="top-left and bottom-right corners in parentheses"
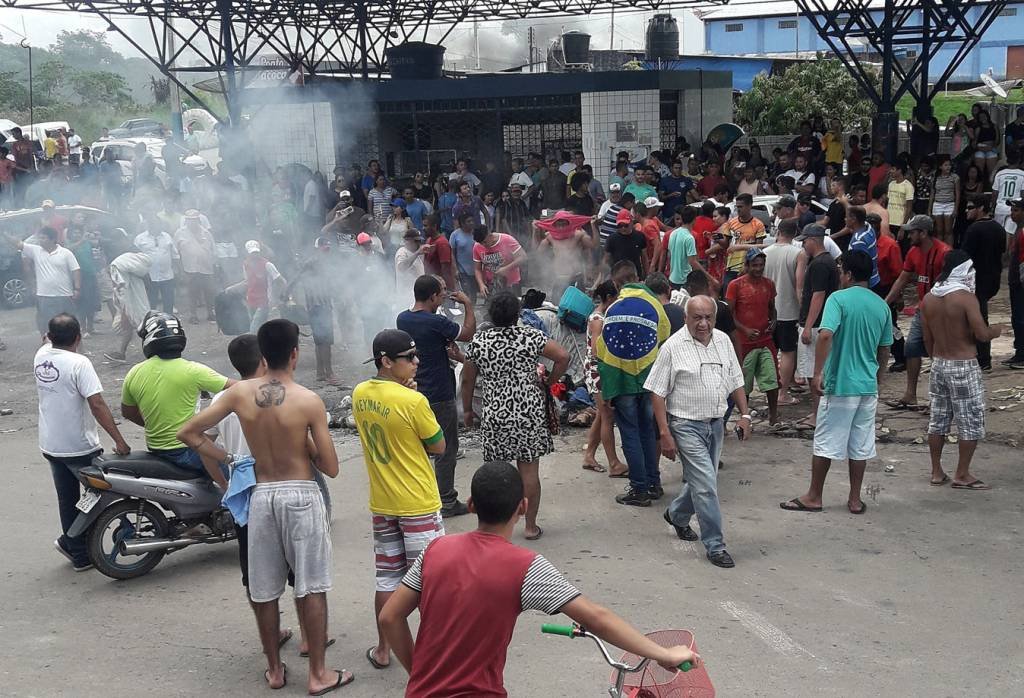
top-left (87, 499), bottom-right (169, 580)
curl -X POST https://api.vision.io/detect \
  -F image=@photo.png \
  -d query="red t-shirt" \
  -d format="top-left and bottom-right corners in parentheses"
top-left (696, 174), bottom-right (726, 198)
top-left (868, 165), bottom-right (890, 198)
top-left (473, 233), bottom-right (522, 285)
top-left (0, 158), bottom-right (14, 184)
top-left (640, 218), bottom-right (663, 259)
top-left (424, 234), bottom-right (453, 277)
top-left (876, 234), bottom-right (903, 288)
top-left (725, 273), bottom-right (776, 351)
top-left (691, 216), bottom-right (717, 259)
top-left (903, 239), bottom-right (950, 300)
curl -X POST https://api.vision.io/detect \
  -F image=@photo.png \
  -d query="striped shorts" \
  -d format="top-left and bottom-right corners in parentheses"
top-left (371, 511), bottom-right (444, 592)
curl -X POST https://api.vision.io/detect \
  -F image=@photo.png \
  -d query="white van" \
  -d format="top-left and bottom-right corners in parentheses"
top-left (21, 121), bottom-right (71, 144)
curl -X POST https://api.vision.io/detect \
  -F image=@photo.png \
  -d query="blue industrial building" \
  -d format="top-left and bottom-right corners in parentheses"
top-left (701, 0), bottom-right (1024, 84)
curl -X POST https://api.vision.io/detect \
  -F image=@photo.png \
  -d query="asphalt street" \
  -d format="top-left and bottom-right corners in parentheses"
top-left (1, 307), bottom-right (1023, 696)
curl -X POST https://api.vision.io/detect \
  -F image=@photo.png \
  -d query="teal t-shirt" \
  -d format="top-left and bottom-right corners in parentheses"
top-left (624, 182), bottom-right (656, 203)
top-left (819, 286), bottom-right (893, 396)
top-left (667, 227), bottom-right (697, 285)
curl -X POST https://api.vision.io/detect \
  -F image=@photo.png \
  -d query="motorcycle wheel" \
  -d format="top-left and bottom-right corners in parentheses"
top-left (87, 499), bottom-right (169, 580)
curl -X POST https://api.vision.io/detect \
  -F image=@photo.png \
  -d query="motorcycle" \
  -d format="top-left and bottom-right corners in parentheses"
top-left (69, 452), bottom-right (236, 580)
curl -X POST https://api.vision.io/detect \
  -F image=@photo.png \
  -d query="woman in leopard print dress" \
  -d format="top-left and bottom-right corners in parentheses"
top-left (461, 292), bottom-right (569, 540)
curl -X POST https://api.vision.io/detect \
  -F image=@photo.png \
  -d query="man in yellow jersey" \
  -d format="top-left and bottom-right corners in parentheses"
top-left (352, 329), bottom-right (446, 672)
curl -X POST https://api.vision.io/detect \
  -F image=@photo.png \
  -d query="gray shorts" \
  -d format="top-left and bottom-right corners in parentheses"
top-left (36, 296), bottom-right (76, 334)
top-left (928, 358), bottom-right (986, 441)
top-left (904, 310), bottom-right (928, 359)
top-left (247, 481), bottom-right (332, 603)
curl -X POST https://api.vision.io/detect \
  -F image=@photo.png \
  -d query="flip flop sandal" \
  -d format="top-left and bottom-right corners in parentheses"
top-left (524, 526), bottom-right (544, 541)
top-left (365, 646), bottom-right (389, 670)
top-left (608, 469), bottom-right (629, 478)
top-left (309, 669), bottom-right (354, 695)
top-left (779, 497), bottom-right (823, 512)
top-left (300, 638), bottom-right (336, 657)
top-left (265, 663), bottom-right (287, 690)
top-left (885, 399), bottom-right (923, 411)
top-left (951, 479), bottom-right (991, 490)
top-left (279, 628), bottom-right (293, 649)
top-left (582, 462), bottom-right (607, 473)
top-left (930, 475), bottom-right (951, 486)
top-left (848, 501), bottom-right (867, 515)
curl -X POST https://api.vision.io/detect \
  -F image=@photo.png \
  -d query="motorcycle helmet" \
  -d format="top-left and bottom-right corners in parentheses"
top-left (138, 311), bottom-right (187, 358)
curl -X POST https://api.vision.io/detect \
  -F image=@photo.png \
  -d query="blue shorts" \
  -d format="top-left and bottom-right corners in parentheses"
top-left (813, 395), bottom-right (878, 461)
top-left (149, 447), bottom-right (206, 472)
top-left (904, 311), bottom-right (928, 359)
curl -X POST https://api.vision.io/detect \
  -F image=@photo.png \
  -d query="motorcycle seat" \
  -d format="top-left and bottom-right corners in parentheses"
top-left (97, 453), bottom-right (201, 481)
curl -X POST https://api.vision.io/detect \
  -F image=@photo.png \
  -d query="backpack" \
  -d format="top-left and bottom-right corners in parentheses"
top-left (557, 285), bottom-right (594, 333)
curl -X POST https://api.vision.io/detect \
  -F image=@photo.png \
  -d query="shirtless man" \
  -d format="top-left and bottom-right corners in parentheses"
top-left (177, 319), bottom-right (351, 694)
top-left (865, 184), bottom-right (891, 240)
top-left (920, 251), bottom-right (1000, 491)
top-left (534, 214), bottom-right (598, 300)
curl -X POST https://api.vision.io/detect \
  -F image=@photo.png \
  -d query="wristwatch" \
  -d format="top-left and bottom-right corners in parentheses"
top-left (740, 414), bottom-right (752, 421)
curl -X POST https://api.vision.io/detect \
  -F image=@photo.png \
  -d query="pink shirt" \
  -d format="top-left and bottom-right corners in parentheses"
top-left (473, 233), bottom-right (522, 286)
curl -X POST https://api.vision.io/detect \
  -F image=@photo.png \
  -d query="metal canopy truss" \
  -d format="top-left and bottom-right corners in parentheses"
top-left (796, 0), bottom-right (1009, 112)
top-left (4, 0), bottom-right (727, 123)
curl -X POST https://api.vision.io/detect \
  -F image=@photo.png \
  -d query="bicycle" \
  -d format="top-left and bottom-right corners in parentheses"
top-left (541, 623), bottom-right (715, 698)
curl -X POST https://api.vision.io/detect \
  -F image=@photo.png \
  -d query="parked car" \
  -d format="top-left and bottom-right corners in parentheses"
top-left (0, 245), bottom-right (29, 308)
top-left (90, 138), bottom-right (167, 189)
top-left (108, 118), bottom-right (165, 139)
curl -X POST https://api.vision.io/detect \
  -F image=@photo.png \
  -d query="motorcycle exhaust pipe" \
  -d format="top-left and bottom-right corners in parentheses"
top-left (119, 537), bottom-right (201, 556)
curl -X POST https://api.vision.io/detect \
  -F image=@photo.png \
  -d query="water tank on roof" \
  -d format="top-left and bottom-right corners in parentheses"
top-left (646, 13), bottom-right (680, 61)
top-left (562, 31), bottom-right (591, 67)
top-left (387, 42), bottom-right (446, 79)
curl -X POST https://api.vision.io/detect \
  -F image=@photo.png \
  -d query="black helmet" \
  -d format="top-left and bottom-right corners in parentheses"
top-left (138, 311), bottom-right (187, 358)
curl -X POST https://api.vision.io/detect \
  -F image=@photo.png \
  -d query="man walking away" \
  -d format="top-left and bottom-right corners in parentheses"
top-left (961, 197), bottom-right (1006, 371)
top-left (36, 314), bottom-right (130, 572)
top-left (782, 251), bottom-right (891, 514)
top-left (397, 275), bottom-right (477, 517)
top-left (883, 215), bottom-right (949, 409)
top-left (920, 252), bottom-right (999, 490)
top-left (646, 295), bottom-right (752, 568)
top-left (352, 330), bottom-right (447, 672)
top-left (378, 461), bottom-right (698, 696)
top-left (597, 261), bottom-right (671, 507)
top-left (178, 319), bottom-right (346, 694)
top-left (764, 219), bottom-right (802, 403)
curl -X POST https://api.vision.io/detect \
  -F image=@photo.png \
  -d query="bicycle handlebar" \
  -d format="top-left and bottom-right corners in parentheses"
top-left (540, 623), bottom-right (692, 672)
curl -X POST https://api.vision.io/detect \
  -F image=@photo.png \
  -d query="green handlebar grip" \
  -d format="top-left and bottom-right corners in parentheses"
top-left (541, 623), bottom-right (576, 637)
top-left (679, 661), bottom-right (693, 672)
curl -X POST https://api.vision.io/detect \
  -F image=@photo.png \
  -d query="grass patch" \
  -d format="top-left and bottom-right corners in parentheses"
top-left (897, 88), bottom-right (1024, 124)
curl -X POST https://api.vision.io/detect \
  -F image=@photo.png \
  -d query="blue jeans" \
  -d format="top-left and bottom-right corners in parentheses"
top-left (666, 417), bottom-right (726, 553)
top-left (44, 450), bottom-right (101, 566)
top-left (611, 392), bottom-right (660, 492)
top-left (149, 447), bottom-right (206, 473)
top-left (249, 305), bottom-right (269, 335)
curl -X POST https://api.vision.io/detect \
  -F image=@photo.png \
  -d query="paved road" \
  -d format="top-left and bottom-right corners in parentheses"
top-left (3, 415), bottom-right (1023, 696)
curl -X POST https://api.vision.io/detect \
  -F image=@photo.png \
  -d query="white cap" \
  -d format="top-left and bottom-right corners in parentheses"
top-left (245, 240), bottom-right (261, 254)
top-left (609, 182), bottom-right (622, 192)
top-left (643, 196), bottom-right (664, 208)
top-left (339, 189), bottom-right (352, 200)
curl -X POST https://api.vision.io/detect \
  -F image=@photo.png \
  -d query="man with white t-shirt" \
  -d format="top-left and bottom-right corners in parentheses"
top-left (135, 211), bottom-right (179, 313)
top-left (35, 314), bottom-right (130, 572)
top-left (764, 219), bottom-right (804, 401)
top-left (66, 129), bottom-right (83, 166)
top-left (784, 154), bottom-right (817, 197)
top-left (991, 152), bottom-right (1024, 232)
top-left (11, 226), bottom-right (81, 341)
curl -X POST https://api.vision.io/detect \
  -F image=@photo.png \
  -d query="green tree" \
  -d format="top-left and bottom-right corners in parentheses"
top-left (34, 59), bottom-right (67, 99)
top-left (735, 58), bottom-right (879, 135)
top-left (0, 70), bottom-right (29, 111)
top-left (73, 70), bottom-right (135, 110)
top-left (53, 30), bottom-right (120, 68)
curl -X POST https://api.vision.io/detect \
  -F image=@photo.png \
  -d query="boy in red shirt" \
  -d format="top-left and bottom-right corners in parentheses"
top-left (725, 249), bottom-right (780, 424)
top-left (379, 461), bottom-right (698, 698)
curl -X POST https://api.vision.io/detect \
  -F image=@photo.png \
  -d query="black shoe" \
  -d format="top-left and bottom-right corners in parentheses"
top-left (1001, 354), bottom-right (1024, 365)
top-left (441, 501), bottom-right (470, 518)
top-left (888, 362), bottom-right (906, 373)
top-left (979, 363), bottom-right (992, 372)
top-left (663, 510), bottom-right (698, 541)
top-left (1009, 359), bottom-right (1024, 370)
top-left (706, 550), bottom-right (735, 568)
top-left (615, 486), bottom-right (652, 507)
top-left (648, 485), bottom-right (664, 501)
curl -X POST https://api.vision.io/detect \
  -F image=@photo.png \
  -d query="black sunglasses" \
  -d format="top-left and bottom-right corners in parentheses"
top-left (965, 204), bottom-right (977, 210)
top-left (390, 351), bottom-right (419, 362)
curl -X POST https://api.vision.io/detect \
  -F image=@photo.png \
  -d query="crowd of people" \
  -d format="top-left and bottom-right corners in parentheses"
top-left (18, 103), bottom-right (1024, 696)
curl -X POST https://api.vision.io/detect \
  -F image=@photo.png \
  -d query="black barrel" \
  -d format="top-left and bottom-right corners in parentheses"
top-left (562, 31), bottom-right (591, 65)
top-left (646, 13), bottom-right (680, 61)
top-left (387, 42), bottom-right (446, 79)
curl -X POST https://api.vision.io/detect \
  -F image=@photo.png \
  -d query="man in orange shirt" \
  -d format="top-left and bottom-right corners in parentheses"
top-left (637, 197), bottom-right (667, 275)
top-left (726, 249), bottom-right (780, 424)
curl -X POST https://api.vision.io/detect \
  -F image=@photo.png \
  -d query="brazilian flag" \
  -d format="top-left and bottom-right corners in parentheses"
top-left (595, 284), bottom-right (670, 400)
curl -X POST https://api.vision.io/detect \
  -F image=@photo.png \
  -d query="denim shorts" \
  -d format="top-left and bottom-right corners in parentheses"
top-left (904, 311), bottom-right (928, 359)
top-left (813, 394), bottom-right (878, 461)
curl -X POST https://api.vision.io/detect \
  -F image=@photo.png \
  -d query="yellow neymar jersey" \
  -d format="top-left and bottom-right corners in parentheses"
top-left (352, 378), bottom-right (444, 516)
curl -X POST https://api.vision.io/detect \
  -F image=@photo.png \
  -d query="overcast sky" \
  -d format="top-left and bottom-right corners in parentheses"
top-left (0, 6), bottom-right (708, 67)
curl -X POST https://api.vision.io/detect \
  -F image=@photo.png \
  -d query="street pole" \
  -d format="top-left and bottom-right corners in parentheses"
top-left (164, 13), bottom-right (183, 143)
top-left (21, 40), bottom-right (33, 129)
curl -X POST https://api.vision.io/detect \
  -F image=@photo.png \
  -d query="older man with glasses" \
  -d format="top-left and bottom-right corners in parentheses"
top-left (644, 294), bottom-right (753, 569)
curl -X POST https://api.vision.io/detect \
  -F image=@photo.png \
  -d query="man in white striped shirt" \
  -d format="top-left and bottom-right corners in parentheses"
top-left (645, 295), bottom-right (753, 569)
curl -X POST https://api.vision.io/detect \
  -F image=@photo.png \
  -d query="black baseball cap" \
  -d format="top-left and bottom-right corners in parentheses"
top-left (364, 329), bottom-right (416, 364)
top-left (1010, 198), bottom-right (1024, 209)
top-left (795, 223), bottom-right (826, 241)
top-left (777, 195), bottom-right (797, 208)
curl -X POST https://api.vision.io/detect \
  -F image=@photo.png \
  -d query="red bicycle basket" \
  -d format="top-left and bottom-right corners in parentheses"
top-left (612, 630), bottom-right (716, 698)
